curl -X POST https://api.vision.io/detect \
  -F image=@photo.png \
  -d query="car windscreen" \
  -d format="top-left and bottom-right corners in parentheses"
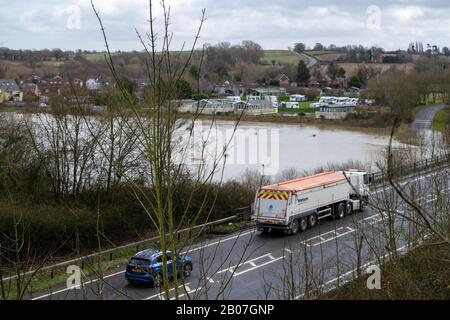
top-left (129, 258), bottom-right (151, 266)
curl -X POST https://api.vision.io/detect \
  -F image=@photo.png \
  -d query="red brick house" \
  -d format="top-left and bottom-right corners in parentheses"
top-left (279, 74), bottom-right (290, 88)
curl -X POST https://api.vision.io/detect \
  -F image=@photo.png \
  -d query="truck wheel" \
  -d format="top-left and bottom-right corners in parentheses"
top-left (290, 220), bottom-right (300, 235)
top-left (337, 203), bottom-right (346, 220)
top-left (346, 203), bottom-right (353, 215)
top-left (299, 217), bottom-right (308, 232)
top-left (309, 214), bottom-right (318, 228)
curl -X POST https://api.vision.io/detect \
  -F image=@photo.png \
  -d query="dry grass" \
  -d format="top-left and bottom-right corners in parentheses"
top-left (325, 243), bottom-right (450, 300)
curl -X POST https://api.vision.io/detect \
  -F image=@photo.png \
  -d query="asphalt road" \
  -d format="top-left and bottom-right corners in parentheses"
top-left (300, 53), bottom-right (318, 68)
top-left (411, 104), bottom-right (448, 130)
top-left (29, 169), bottom-right (449, 300)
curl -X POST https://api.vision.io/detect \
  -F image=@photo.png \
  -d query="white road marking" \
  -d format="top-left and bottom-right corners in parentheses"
top-left (144, 283), bottom-right (191, 300)
top-left (313, 230), bottom-right (356, 246)
top-left (233, 257), bottom-right (284, 277)
top-left (32, 172), bottom-right (447, 300)
top-left (170, 287), bottom-right (201, 300)
top-left (32, 229), bottom-right (255, 300)
top-left (31, 269), bottom-right (126, 300)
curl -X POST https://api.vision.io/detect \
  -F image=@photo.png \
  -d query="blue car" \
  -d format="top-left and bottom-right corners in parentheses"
top-left (125, 249), bottom-right (193, 287)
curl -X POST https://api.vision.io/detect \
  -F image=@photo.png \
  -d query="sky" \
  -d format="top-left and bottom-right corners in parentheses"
top-left (1, 0), bottom-right (450, 51)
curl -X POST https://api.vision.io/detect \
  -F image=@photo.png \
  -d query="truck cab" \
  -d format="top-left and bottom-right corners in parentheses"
top-left (344, 170), bottom-right (370, 201)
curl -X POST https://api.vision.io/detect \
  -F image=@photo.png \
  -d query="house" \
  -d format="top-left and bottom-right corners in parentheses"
top-left (0, 79), bottom-right (22, 103)
top-left (227, 96), bottom-right (241, 103)
top-left (315, 105), bottom-right (357, 120)
top-left (38, 83), bottom-right (61, 97)
top-left (216, 81), bottom-right (245, 97)
top-left (280, 101), bottom-right (299, 109)
top-left (195, 99), bottom-right (235, 115)
top-left (20, 83), bottom-right (39, 95)
top-left (279, 74), bottom-right (290, 88)
top-left (329, 77), bottom-right (347, 88)
top-left (308, 80), bottom-right (320, 89)
top-left (250, 87), bottom-right (287, 97)
top-left (234, 100), bottom-right (278, 115)
top-left (86, 78), bottom-right (100, 91)
top-left (72, 78), bottom-right (84, 88)
top-left (290, 95), bottom-right (307, 102)
top-left (20, 83), bottom-right (39, 101)
top-left (48, 75), bottom-right (63, 86)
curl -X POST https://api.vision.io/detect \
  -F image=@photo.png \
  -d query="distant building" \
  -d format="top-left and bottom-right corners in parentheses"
top-left (215, 81), bottom-right (245, 97)
top-left (196, 99), bottom-right (235, 115)
top-left (308, 80), bottom-right (320, 89)
top-left (48, 75), bottom-right (63, 86)
top-left (0, 79), bottom-right (22, 103)
top-left (315, 105), bottom-right (357, 120)
top-left (86, 79), bottom-right (100, 91)
top-left (280, 101), bottom-right (299, 109)
top-left (20, 83), bottom-right (39, 97)
top-left (234, 100), bottom-right (278, 115)
top-left (250, 87), bottom-right (287, 97)
top-left (72, 78), bottom-right (84, 88)
top-left (279, 74), bottom-right (290, 88)
top-left (290, 95), bottom-right (307, 102)
top-left (177, 98), bottom-right (277, 115)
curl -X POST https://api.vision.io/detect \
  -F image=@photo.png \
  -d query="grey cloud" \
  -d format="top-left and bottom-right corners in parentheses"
top-left (1, 0), bottom-right (449, 50)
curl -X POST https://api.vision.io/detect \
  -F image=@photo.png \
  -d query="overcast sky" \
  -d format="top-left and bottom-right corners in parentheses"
top-left (1, 0), bottom-right (449, 51)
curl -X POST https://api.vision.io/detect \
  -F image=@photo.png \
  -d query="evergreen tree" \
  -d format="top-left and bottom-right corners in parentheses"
top-left (297, 60), bottom-right (310, 85)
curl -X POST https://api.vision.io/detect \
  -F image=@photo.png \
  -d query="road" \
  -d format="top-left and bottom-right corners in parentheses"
top-left (29, 168), bottom-right (449, 300)
top-left (411, 104), bottom-right (448, 130)
top-left (299, 53), bottom-right (318, 68)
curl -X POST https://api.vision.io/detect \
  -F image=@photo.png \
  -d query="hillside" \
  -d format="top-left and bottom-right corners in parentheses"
top-left (262, 50), bottom-right (306, 65)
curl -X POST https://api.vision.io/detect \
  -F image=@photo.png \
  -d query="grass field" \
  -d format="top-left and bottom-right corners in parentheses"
top-left (306, 50), bottom-right (339, 57)
top-left (279, 101), bottom-right (316, 114)
top-left (83, 52), bottom-right (119, 61)
top-left (262, 50), bottom-right (305, 65)
top-left (432, 108), bottom-right (449, 132)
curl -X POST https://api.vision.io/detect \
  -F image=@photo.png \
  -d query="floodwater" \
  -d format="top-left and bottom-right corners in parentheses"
top-left (6, 112), bottom-right (407, 183)
top-left (192, 121), bottom-right (397, 181)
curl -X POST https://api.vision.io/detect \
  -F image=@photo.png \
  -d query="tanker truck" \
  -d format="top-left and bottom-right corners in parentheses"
top-left (251, 170), bottom-right (370, 235)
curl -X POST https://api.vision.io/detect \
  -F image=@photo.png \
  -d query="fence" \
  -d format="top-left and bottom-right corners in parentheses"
top-left (2, 206), bottom-right (251, 283)
top-left (1, 154), bottom-right (448, 283)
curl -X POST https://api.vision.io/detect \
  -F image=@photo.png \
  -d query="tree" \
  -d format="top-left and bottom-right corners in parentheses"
top-left (327, 63), bottom-right (337, 80)
top-left (297, 60), bottom-right (310, 85)
top-left (175, 78), bottom-right (194, 99)
top-left (336, 67), bottom-right (346, 78)
top-left (442, 47), bottom-right (450, 55)
top-left (348, 75), bottom-right (362, 88)
top-left (189, 65), bottom-right (200, 80)
top-left (118, 76), bottom-right (137, 95)
top-left (269, 79), bottom-right (280, 86)
top-left (294, 43), bottom-right (306, 54)
top-left (314, 43), bottom-right (324, 51)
